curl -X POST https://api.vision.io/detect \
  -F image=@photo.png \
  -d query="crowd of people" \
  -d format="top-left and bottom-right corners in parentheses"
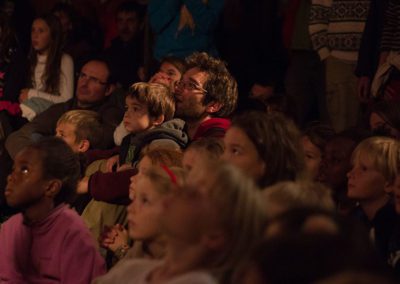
top-left (0, 0), bottom-right (400, 283)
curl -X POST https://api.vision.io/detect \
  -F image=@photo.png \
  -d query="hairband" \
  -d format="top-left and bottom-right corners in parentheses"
top-left (160, 164), bottom-right (177, 185)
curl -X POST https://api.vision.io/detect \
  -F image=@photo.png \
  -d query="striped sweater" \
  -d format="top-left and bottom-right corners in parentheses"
top-left (381, 0), bottom-right (400, 51)
top-left (309, 0), bottom-right (370, 62)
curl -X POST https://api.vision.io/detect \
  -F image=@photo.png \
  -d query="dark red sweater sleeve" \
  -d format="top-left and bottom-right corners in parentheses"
top-left (88, 168), bottom-right (138, 205)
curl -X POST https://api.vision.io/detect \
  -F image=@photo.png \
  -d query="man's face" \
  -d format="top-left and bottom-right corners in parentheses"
top-left (116, 11), bottom-right (140, 42)
top-left (175, 67), bottom-right (208, 121)
top-left (76, 61), bottom-right (111, 106)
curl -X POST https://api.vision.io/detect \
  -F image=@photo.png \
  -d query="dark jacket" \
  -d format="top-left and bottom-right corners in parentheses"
top-left (89, 119), bottom-right (189, 205)
top-left (5, 96), bottom-right (124, 158)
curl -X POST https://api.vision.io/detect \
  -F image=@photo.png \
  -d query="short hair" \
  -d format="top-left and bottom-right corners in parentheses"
top-left (303, 121), bottom-right (336, 152)
top-left (232, 111), bottom-right (306, 187)
top-left (28, 137), bottom-right (80, 206)
top-left (128, 82), bottom-right (175, 121)
top-left (81, 57), bottom-right (116, 85)
top-left (141, 147), bottom-right (183, 168)
top-left (351, 136), bottom-right (400, 183)
top-left (192, 160), bottom-right (266, 281)
top-left (57, 110), bottom-right (103, 149)
top-left (186, 137), bottom-right (224, 160)
top-left (263, 181), bottom-right (335, 219)
top-left (185, 52), bottom-right (238, 117)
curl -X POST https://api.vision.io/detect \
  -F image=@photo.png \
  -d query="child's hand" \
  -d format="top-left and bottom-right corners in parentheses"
top-left (99, 224), bottom-right (129, 252)
top-left (19, 89), bottom-right (29, 103)
top-left (117, 163), bottom-right (134, 172)
top-left (106, 155), bottom-right (119, 172)
top-left (76, 176), bottom-right (89, 194)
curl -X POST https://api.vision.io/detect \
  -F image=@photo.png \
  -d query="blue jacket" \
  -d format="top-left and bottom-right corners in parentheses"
top-left (149, 0), bottom-right (223, 60)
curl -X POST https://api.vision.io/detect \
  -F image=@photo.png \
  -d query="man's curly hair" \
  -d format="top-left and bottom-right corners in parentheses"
top-left (185, 52), bottom-right (238, 117)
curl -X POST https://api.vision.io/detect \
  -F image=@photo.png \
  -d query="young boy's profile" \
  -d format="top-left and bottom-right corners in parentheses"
top-left (55, 110), bottom-right (103, 154)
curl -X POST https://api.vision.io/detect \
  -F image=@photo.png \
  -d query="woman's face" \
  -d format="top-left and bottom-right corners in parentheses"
top-left (302, 136), bottom-right (322, 180)
top-left (222, 126), bottom-right (266, 184)
top-left (5, 148), bottom-right (48, 209)
top-left (31, 18), bottom-right (51, 53)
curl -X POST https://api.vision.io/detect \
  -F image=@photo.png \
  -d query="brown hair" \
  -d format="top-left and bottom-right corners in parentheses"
top-left (185, 52), bottom-right (238, 117)
top-left (232, 111), bottom-right (306, 187)
top-left (29, 14), bottom-right (64, 94)
top-left (128, 82), bottom-right (175, 121)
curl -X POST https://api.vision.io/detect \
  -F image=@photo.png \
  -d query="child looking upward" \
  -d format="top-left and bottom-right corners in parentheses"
top-left (78, 82), bottom-right (188, 203)
top-left (0, 137), bottom-right (105, 282)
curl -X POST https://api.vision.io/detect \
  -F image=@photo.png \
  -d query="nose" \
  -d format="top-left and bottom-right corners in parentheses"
top-left (220, 149), bottom-right (229, 162)
top-left (127, 200), bottom-right (135, 214)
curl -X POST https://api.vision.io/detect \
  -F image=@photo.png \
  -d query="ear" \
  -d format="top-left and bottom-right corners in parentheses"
top-left (152, 114), bottom-right (165, 126)
top-left (202, 230), bottom-right (226, 251)
top-left (77, 139), bottom-right (90, 153)
top-left (105, 83), bottom-right (116, 97)
top-left (205, 101), bottom-right (222, 115)
top-left (384, 181), bottom-right (394, 194)
top-left (44, 179), bottom-right (62, 199)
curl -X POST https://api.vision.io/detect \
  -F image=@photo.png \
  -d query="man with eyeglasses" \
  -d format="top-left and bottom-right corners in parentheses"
top-left (175, 52), bottom-right (238, 140)
top-left (5, 59), bottom-right (124, 159)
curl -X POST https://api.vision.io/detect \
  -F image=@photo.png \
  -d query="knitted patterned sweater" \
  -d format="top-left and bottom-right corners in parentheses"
top-left (309, 0), bottom-right (370, 62)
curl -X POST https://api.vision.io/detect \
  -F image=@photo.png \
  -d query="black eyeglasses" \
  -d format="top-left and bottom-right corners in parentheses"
top-left (176, 80), bottom-right (207, 93)
top-left (77, 72), bottom-right (108, 85)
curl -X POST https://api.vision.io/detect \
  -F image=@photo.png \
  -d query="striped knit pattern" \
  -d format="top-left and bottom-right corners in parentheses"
top-left (381, 0), bottom-right (400, 51)
top-left (309, 0), bottom-right (370, 61)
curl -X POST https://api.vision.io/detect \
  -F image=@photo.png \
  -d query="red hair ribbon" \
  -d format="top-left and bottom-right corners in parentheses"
top-left (160, 164), bottom-right (177, 185)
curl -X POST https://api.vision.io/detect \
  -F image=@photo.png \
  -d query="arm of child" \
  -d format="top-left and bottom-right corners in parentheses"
top-left (106, 155), bottom-right (120, 173)
top-left (89, 169), bottom-right (137, 204)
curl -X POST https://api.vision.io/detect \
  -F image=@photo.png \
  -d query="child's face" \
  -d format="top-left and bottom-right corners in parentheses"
top-left (182, 148), bottom-right (203, 172)
top-left (302, 136), bottom-right (322, 180)
top-left (123, 96), bottom-right (155, 134)
top-left (5, 148), bottom-right (48, 209)
top-left (222, 126), bottom-right (265, 185)
top-left (150, 62), bottom-right (182, 91)
top-left (347, 156), bottom-right (387, 201)
top-left (31, 18), bottom-right (51, 53)
top-left (162, 168), bottom-right (217, 244)
top-left (317, 137), bottom-right (355, 189)
top-left (127, 176), bottom-right (165, 240)
top-left (55, 122), bottom-right (81, 153)
top-left (129, 155), bottom-right (153, 200)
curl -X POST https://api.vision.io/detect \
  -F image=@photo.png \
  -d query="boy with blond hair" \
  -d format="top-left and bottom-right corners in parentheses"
top-left (56, 110), bottom-right (103, 154)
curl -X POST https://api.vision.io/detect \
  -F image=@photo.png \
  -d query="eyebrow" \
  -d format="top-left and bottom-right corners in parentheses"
top-left (188, 77), bottom-right (202, 86)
